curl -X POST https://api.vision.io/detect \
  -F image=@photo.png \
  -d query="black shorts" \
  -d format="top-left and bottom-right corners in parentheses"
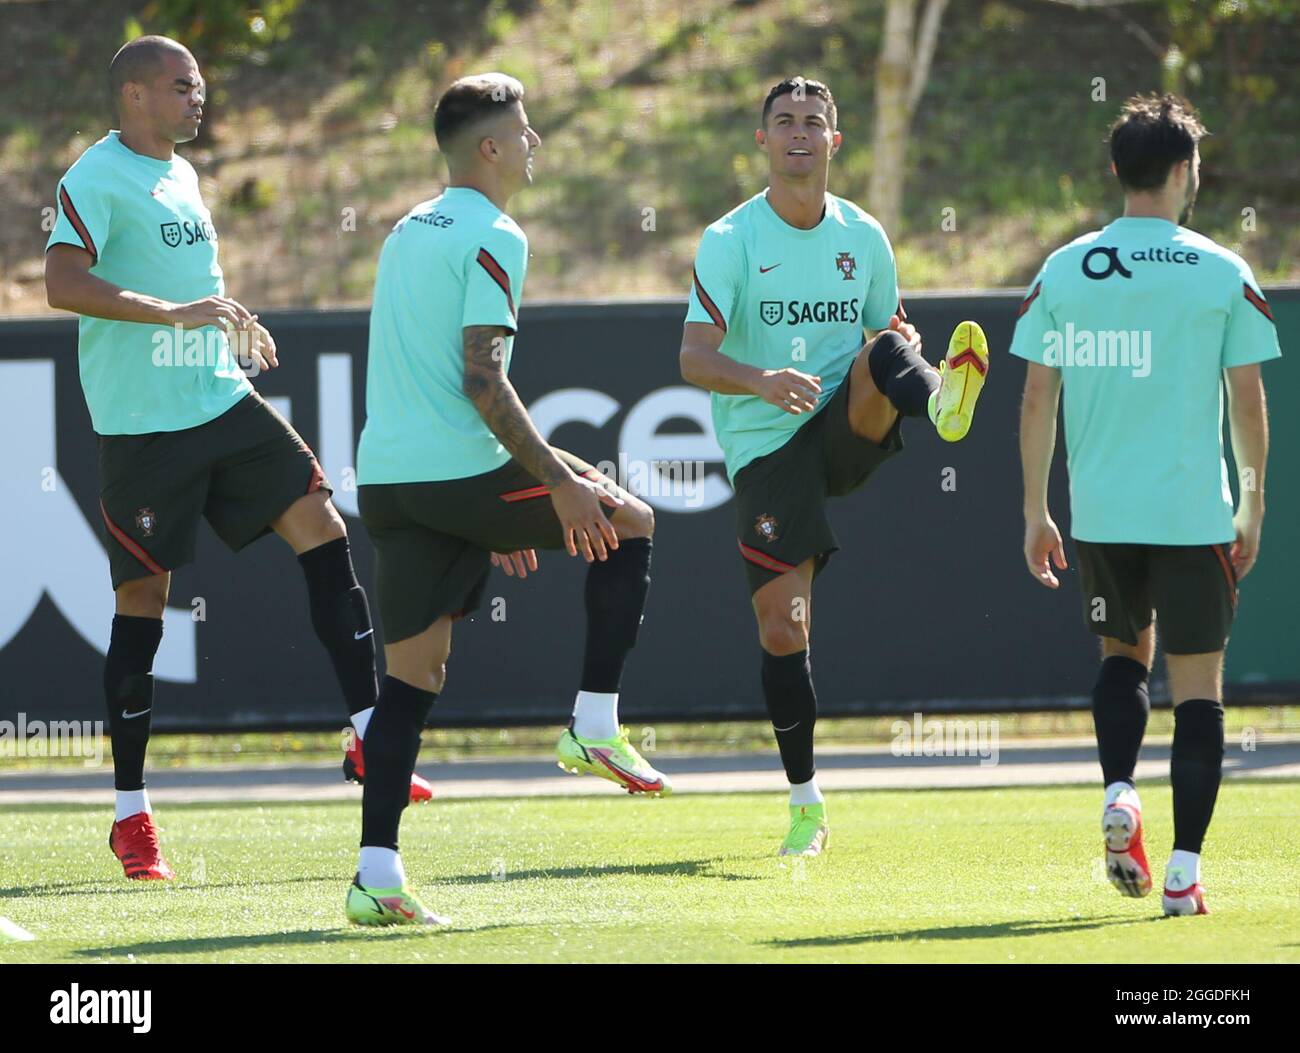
top-left (358, 449), bottom-right (615, 643)
top-left (1074, 540), bottom-right (1239, 655)
top-left (98, 391), bottom-right (330, 589)
top-left (732, 364), bottom-right (903, 595)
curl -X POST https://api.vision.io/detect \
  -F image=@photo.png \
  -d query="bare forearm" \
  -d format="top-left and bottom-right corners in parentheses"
top-left (1020, 390), bottom-right (1059, 517)
top-left (468, 377), bottom-right (569, 485)
top-left (680, 345), bottom-right (764, 396)
top-left (1229, 388), bottom-right (1269, 513)
top-left (47, 268), bottom-right (177, 325)
top-left (462, 327), bottom-right (569, 486)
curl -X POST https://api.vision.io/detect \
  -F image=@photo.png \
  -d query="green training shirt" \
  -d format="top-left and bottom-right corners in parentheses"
top-left (685, 189), bottom-right (900, 481)
top-left (46, 131), bottom-right (251, 436)
top-left (1010, 216), bottom-right (1281, 545)
top-left (357, 187), bottom-right (528, 485)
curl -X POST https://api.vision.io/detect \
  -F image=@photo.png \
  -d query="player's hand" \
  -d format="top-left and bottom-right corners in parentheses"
top-left (168, 295), bottom-right (256, 332)
top-left (1024, 513), bottom-right (1067, 588)
top-left (757, 368), bottom-right (822, 415)
top-left (231, 317), bottom-right (278, 376)
top-left (550, 475), bottom-right (622, 562)
top-left (1230, 507), bottom-right (1262, 581)
top-left (886, 313), bottom-right (922, 354)
top-left (248, 318), bottom-right (278, 369)
top-left (491, 549), bottom-right (539, 578)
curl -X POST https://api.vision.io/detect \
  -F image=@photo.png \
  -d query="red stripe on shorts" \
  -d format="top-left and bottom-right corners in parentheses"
top-left (100, 501), bottom-right (166, 576)
top-left (737, 541), bottom-right (796, 574)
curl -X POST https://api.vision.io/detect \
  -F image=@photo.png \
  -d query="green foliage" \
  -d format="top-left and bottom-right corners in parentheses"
top-left (128, 0), bottom-right (301, 73)
top-left (3, 0), bottom-right (1297, 313)
top-left (223, 175), bottom-right (277, 215)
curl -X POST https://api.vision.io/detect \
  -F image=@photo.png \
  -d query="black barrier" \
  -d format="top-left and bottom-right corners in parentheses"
top-left (1, 292), bottom-right (1296, 729)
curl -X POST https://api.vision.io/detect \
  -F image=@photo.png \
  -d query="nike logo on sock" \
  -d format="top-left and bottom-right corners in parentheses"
top-left (121, 708), bottom-right (151, 720)
top-left (354, 628), bottom-right (374, 640)
top-left (773, 721), bottom-right (800, 732)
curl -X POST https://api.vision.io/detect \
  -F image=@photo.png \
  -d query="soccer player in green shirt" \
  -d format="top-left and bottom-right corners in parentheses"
top-left (1014, 94), bottom-right (1280, 916)
top-left (679, 77), bottom-right (991, 858)
top-left (346, 74), bottom-right (670, 926)
top-left (43, 36), bottom-right (428, 883)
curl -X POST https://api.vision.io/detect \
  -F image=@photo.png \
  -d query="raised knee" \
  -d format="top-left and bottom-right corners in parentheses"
top-left (756, 610), bottom-right (807, 656)
top-left (115, 575), bottom-right (168, 618)
top-left (320, 497), bottom-right (347, 538)
top-left (616, 497), bottom-right (655, 540)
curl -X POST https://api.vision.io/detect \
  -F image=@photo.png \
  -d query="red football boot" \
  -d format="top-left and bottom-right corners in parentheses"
top-left (1162, 882), bottom-right (1210, 916)
top-left (343, 734), bottom-right (433, 804)
top-left (1102, 800), bottom-right (1153, 898)
top-left (109, 811), bottom-right (176, 881)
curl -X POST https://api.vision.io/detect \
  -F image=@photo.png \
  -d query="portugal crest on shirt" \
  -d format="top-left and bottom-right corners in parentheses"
top-left (760, 301), bottom-right (783, 326)
top-left (135, 507), bottom-right (157, 538)
top-left (835, 252), bottom-right (857, 281)
top-left (754, 513), bottom-right (780, 542)
top-left (160, 221), bottom-right (182, 248)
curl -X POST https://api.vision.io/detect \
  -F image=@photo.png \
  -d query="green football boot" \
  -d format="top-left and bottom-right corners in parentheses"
top-left (930, 319), bottom-right (990, 443)
top-left (556, 725), bottom-right (672, 796)
top-left (345, 876), bottom-right (450, 927)
top-left (779, 802), bottom-right (829, 857)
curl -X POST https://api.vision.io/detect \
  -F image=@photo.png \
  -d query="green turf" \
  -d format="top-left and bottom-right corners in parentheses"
top-left (1, 783), bottom-right (1296, 963)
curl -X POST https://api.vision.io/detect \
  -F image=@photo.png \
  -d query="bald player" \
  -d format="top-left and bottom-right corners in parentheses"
top-left (43, 35), bottom-right (427, 884)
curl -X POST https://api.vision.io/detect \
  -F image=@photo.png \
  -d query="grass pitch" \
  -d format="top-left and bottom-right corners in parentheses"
top-left (1, 782), bottom-right (1296, 964)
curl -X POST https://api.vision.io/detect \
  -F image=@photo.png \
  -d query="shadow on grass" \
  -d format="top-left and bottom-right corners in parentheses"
top-left (0, 875), bottom-right (337, 900)
top-left (765, 914), bottom-right (1158, 948)
top-left (436, 857), bottom-right (761, 885)
top-left (72, 922), bottom-right (520, 958)
top-left (5, 858), bottom-right (764, 902)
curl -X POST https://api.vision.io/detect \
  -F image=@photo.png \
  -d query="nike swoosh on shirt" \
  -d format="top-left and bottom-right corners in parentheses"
top-left (759, 263), bottom-right (782, 273)
top-left (354, 628), bottom-right (374, 640)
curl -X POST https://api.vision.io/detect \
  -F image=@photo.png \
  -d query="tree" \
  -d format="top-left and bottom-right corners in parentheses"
top-left (868, 0), bottom-right (948, 234)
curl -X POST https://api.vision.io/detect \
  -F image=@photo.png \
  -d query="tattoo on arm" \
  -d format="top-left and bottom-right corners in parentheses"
top-left (462, 326), bottom-right (569, 486)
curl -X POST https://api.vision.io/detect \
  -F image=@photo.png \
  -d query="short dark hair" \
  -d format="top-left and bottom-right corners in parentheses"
top-left (762, 77), bottom-right (836, 129)
top-left (434, 73), bottom-right (525, 154)
top-left (1109, 92), bottom-right (1207, 191)
top-left (109, 35), bottom-right (192, 110)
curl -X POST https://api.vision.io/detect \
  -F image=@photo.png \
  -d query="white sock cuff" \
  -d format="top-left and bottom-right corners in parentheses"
top-left (358, 846), bottom-right (405, 890)
top-left (1104, 781), bottom-right (1139, 809)
top-left (115, 788), bottom-right (151, 823)
top-left (572, 691), bottom-right (620, 740)
top-left (789, 777), bottom-right (824, 806)
top-left (351, 707), bottom-right (374, 739)
top-left (1167, 849), bottom-right (1201, 887)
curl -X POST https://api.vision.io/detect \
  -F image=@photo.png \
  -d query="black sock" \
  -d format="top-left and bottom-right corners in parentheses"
top-left (761, 649), bottom-right (817, 785)
top-left (580, 537), bottom-right (652, 693)
top-left (866, 329), bottom-right (939, 418)
top-left (104, 614), bottom-right (164, 792)
top-left (1171, 699), bottom-right (1225, 853)
top-left (360, 676), bottom-right (438, 852)
top-left (298, 537), bottom-right (379, 717)
top-left (1091, 655), bottom-right (1150, 787)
